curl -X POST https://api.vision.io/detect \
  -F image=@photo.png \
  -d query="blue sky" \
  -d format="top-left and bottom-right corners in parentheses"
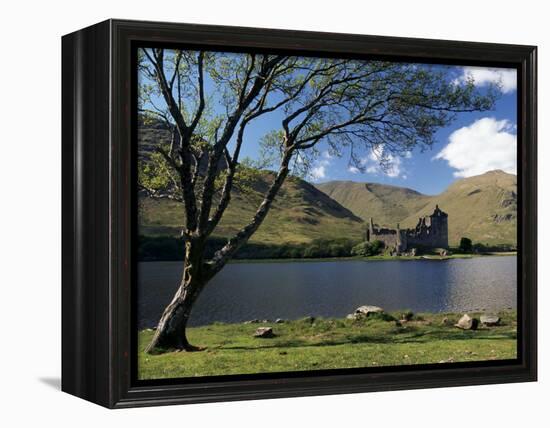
top-left (140, 54), bottom-right (517, 196)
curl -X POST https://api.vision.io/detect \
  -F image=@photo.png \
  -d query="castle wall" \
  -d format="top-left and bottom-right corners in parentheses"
top-left (369, 230), bottom-right (400, 251)
top-left (367, 206), bottom-right (448, 252)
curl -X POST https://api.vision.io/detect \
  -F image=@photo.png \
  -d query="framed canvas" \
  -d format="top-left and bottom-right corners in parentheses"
top-left (61, 19), bottom-right (537, 408)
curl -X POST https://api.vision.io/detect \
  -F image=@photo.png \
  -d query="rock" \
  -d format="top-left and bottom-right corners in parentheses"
top-left (275, 318), bottom-right (285, 323)
top-left (480, 315), bottom-right (501, 326)
top-left (455, 314), bottom-right (479, 330)
top-left (400, 310), bottom-right (414, 321)
top-left (253, 327), bottom-right (275, 338)
top-left (346, 314), bottom-right (356, 320)
top-left (354, 305), bottom-right (384, 317)
top-left (244, 319), bottom-right (260, 324)
top-left (441, 317), bottom-right (451, 326)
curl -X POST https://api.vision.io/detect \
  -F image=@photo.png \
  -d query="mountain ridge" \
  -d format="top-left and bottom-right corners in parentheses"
top-left (316, 170), bottom-right (517, 246)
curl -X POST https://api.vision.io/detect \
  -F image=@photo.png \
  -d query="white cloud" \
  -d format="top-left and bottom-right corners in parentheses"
top-left (310, 164), bottom-right (327, 180)
top-left (362, 148), bottom-right (404, 178)
top-left (309, 158), bottom-right (331, 181)
top-left (434, 117), bottom-right (517, 177)
top-left (348, 166), bottom-right (360, 174)
top-left (321, 150), bottom-right (334, 160)
top-left (454, 66), bottom-right (517, 94)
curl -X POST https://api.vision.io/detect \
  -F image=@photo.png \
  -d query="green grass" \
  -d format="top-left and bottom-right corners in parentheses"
top-left (138, 310), bottom-right (517, 380)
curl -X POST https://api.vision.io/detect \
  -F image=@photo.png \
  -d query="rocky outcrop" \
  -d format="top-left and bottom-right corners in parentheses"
top-left (455, 314), bottom-right (479, 330)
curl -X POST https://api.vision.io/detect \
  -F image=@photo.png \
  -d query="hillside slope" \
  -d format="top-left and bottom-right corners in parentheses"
top-left (139, 173), bottom-right (365, 245)
top-left (401, 171), bottom-right (517, 245)
top-left (316, 181), bottom-right (431, 225)
top-left (316, 170), bottom-right (517, 246)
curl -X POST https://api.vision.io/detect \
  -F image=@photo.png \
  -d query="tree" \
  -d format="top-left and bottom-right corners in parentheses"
top-left (459, 237), bottom-right (473, 253)
top-left (137, 48), bottom-right (498, 353)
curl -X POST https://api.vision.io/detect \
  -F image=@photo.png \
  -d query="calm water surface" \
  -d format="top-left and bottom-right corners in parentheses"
top-left (137, 256), bottom-right (517, 328)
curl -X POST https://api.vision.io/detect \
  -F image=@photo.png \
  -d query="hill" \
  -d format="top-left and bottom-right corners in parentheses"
top-left (139, 173), bottom-right (364, 245)
top-left (317, 170), bottom-right (517, 246)
top-left (315, 181), bottom-right (431, 225)
top-left (138, 118), bottom-right (364, 245)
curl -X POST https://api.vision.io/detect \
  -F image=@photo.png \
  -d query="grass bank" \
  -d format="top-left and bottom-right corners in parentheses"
top-left (138, 310), bottom-right (517, 380)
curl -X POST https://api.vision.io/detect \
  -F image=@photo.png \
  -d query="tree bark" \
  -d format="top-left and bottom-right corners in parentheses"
top-left (145, 239), bottom-right (208, 353)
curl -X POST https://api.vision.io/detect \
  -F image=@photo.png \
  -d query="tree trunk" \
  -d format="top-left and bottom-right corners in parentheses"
top-left (145, 239), bottom-right (208, 353)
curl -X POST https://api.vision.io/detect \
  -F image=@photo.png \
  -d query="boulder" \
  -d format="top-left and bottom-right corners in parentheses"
top-left (253, 327), bottom-right (275, 338)
top-left (480, 315), bottom-right (501, 326)
top-left (275, 318), bottom-right (285, 324)
top-left (244, 319), bottom-right (260, 324)
top-left (455, 314), bottom-right (479, 330)
top-left (355, 305), bottom-right (384, 317)
top-left (400, 310), bottom-right (414, 321)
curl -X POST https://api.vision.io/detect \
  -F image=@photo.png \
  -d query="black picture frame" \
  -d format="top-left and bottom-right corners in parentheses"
top-left (62, 19), bottom-right (537, 408)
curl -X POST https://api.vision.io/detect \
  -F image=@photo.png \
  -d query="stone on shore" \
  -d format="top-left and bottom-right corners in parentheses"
top-left (275, 318), bottom-right (285, 324)
top-left (253, 327), bottom-right (275, 338)
top-left (455, 314), bottom-right (479, 330)
top-left (480, 315), bottom-right (501, 326)
top-left (355, 305), bottom-right (384, 316)
top-left (400, 310), bottom-right (414, 321)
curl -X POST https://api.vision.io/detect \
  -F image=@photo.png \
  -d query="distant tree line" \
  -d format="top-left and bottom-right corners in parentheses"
top-left (138, 236), bottom-right (367, 261)
top-left (457, 237), bottom-right (516, 253)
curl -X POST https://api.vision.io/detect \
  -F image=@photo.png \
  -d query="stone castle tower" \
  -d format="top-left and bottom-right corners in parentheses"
top-left (366, 205), bottom-right (448, 253)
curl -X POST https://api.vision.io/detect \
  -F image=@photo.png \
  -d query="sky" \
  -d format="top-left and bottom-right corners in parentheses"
top-left (140, 53), bottom-right (518, 196)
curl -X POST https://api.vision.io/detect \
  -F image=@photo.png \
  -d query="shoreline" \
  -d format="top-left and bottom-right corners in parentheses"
top-left (139, 251), bottom-right (517, 264)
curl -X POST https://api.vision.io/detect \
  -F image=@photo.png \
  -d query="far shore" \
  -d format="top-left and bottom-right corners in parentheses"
top-left (139, 251), bottom-right (517, 264)
top-left (226, 251), bottom-right (517, 264)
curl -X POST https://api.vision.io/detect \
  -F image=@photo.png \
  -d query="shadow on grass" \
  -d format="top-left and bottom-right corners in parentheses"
top-left (218, 329), bottom-right (517, 351)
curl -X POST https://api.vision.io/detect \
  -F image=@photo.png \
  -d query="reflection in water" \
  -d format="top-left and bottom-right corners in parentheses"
top-left (137, 256), bottom-right (517, 328)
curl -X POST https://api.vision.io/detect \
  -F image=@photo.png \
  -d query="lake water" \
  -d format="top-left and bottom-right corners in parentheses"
top-left (137, 256), bottom-right (517, 328)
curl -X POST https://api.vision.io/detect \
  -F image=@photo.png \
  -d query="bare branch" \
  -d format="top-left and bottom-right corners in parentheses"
top-left (187, 51), bottom-right (205, 136)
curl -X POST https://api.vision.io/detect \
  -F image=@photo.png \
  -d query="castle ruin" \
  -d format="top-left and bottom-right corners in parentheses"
top-left (366, 205), bottom-right (448, 253)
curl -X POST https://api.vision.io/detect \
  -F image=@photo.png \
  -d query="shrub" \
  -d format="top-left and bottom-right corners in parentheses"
top-left (459, 237), bottom-right (473, 253)
top-left (351, 240), bottom-right (383, 257)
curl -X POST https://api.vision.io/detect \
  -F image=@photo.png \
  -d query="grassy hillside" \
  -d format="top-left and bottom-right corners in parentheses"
top-left (317, 170), bottom-right (517, 246)
top-left (139, 173), bottom-right (364, 245)
top-left (316, 181), bottom-right (431, 225)
top-left (401, 170), bottom-right (517, 246)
